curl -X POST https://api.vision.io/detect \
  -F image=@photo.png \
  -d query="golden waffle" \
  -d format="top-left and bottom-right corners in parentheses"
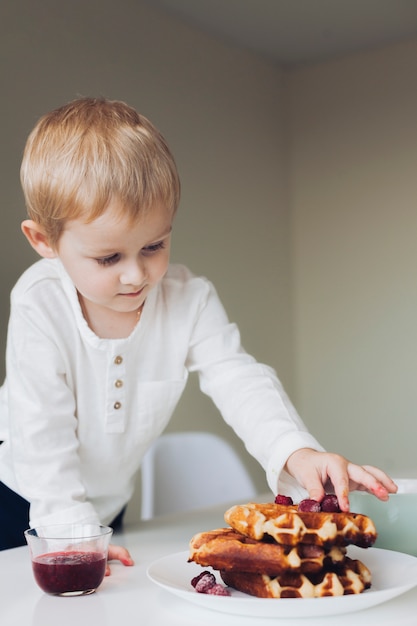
top-left (189, 528), bottom-right (347, 576)
top-left (220, 557), bottom-right (372, 598)
top-left (224, 502), bottom-right (377, 548)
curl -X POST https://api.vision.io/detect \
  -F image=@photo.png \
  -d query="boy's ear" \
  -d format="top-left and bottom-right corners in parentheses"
top-left (21, 220), bottom-right (57, 258)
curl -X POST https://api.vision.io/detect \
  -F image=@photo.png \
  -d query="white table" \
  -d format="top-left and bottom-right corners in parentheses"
top-left (2, 497), bottom-right (417, 625)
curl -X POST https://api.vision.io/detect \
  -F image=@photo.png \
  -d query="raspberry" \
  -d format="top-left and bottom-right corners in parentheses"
top-left (191, 570), bottom-right (216, 589)
top-left (194, 572), bottom-right (216, 593)
top-left (274, 494), bottom-right (294, 505)
top-left (191, 571), bottom-right (230, 596)
top-left (297, 498), bottom-right (321, 512)
top-left (207, 583), bottom-right (231, 596)
top-left (321, 494), bottom-right (341, 512)
top-left (191, 571), bottom-right (206, 587)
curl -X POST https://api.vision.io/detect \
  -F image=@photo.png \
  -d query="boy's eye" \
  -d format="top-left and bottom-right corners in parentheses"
top-left (142, 241), bottom-right (165, 254)
top-left (96, 253), bottom-right (120, 266)
top-left (95, 240), bottom-right (166, 265)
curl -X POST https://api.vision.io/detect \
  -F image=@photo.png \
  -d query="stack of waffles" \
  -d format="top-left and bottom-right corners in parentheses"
top-left (189, 501), bottom-right (377, 598)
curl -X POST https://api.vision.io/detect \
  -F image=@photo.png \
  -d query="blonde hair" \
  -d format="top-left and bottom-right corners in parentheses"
top-left (20, 97), bottom-right (181, 246)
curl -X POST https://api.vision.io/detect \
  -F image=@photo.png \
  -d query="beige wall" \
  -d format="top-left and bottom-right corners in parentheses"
top-left (2, 1), bottom-right (416, 521)
top-left (288, 40), bottom-right (417, 477)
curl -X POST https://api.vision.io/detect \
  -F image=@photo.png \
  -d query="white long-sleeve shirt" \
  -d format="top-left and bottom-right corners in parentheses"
top-left (0, 259), bottom-right (322, 527)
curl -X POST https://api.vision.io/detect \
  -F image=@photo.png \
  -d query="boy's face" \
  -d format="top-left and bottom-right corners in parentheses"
top-left (56, 199), bottom-right (173, 319)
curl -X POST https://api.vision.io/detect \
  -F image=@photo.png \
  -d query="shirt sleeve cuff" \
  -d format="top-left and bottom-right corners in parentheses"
top-left (266, 431), bottom-right (325, 501)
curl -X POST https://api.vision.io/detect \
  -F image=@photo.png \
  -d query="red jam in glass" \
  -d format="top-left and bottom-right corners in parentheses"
top-left (32, 551), bottom-right (106, 595)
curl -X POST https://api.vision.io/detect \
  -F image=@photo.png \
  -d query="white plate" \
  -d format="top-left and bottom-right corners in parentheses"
top-left (147, 546), bottom-right (417, 618)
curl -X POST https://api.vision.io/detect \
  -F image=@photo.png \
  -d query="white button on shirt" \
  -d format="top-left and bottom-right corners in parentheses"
top-left (0, 259), bottom-right (322, 527)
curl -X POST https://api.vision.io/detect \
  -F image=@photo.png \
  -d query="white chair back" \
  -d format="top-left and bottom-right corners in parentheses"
top-left (141, 431), bottom-right (257, 519)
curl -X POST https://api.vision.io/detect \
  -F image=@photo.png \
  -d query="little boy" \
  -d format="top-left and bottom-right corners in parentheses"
top-left (0, 98), bottom-right (396, 562)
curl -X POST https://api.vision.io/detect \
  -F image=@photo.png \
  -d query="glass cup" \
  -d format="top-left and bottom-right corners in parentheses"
top-left (350, 479), bottom-right (417, 556)
top-left (25, 524), bottom-right (113, 596)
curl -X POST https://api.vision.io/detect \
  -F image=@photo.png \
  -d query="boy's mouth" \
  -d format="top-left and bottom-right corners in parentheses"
top-left (119, 287), bottom-right (144, 297)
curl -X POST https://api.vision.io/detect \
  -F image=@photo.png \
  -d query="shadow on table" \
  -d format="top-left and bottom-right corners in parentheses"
top-left (32, 591), bottom-right (109, 626)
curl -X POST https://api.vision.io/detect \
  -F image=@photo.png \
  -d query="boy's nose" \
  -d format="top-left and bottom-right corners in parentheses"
top-left (120, 259), bottom-right (146, 285)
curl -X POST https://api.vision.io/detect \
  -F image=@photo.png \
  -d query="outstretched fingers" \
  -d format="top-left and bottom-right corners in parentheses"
top-left (347, 464), bottom-right (397, 500)
top-left (286, 448), bottom-right (397, 513)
